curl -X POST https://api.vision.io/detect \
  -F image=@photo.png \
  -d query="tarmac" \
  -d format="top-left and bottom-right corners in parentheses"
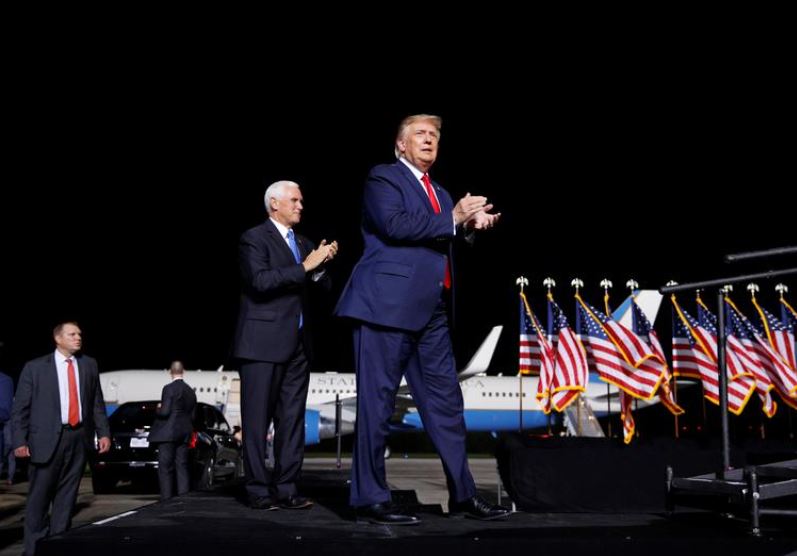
top-left (0, 456), bottom-right (506, 555)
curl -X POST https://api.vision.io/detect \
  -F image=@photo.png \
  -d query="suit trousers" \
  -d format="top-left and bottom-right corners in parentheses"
top-left (240, 338), bottom-right (309, 501)
top-left (349, 300), bottom-right (477, 507)
top-left (157, 441), bottom-right (189, 500)
top-left (24, 427), bottom-right (85, 555)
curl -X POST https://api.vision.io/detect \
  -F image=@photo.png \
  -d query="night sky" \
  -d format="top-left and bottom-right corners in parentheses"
top-left (2, 74), bottom-right (794, 384)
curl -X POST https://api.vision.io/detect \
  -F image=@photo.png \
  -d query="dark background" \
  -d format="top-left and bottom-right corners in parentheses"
top-left (1, 62), bottom-right (794, 389)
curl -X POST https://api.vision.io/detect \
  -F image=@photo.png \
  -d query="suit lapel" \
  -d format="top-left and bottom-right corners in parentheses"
top-left (264, 219), bottom-right (300, 264)
top-left (45, 354), bottom-right (62, 418)
top-left (77, 355), bottom-right (89, 418)
top-left (395, 162), bottom-right (436, 212)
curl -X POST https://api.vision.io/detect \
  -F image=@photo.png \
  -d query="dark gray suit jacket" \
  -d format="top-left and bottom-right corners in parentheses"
top-left (11, 353), bottom-right (110, 464)
top-left (148, 379), bottom-right (197, 443)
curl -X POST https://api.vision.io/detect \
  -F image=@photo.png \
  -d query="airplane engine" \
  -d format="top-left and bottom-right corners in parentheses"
top-left (304, 409), bottom-right (354, 445)
top-left (304, 409), bottom-right (321, 445)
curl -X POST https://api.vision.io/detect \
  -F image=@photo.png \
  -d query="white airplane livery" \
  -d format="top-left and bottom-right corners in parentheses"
top-left (99, 291), bottom-right (670, 444)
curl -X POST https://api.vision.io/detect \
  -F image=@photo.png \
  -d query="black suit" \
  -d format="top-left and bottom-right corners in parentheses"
top-left (148, 378), bottom-right (197, 499)
top-left (11, 352), bottom-right (109, 555)
top-left (232, 218), bottom-right (327, 502)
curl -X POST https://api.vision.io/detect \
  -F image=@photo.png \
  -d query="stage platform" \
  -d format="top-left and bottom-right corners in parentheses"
top-left (36, 465), bottom-right (797, 556)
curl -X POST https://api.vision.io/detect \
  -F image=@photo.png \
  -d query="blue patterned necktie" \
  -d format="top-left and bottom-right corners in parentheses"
top-left (287, 229), bottom-right (303, 329)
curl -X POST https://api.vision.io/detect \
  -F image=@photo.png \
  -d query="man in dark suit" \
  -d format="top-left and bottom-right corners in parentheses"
top-left (0, 365), bottom-right (13, 484)
top-left (11, 322), bottom-right (110, 555)
top-left (335, 114), bottom-right (509, 525)
top-left (232, 180), bottom-right (338, 510)
top-left (148, 360), bottom-right (197, 500)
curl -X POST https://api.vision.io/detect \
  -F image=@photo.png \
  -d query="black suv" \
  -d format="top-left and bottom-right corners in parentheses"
top-left (90, 401), bottom-right (242, 493)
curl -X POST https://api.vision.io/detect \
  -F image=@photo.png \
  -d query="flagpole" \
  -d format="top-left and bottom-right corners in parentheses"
top-left (747, 283), bottom-right (767, 440)
top-left (776, 284), bottom-right (796, 441)
top-left (626, 279), bottom-right (641, 441)
top-left (516, 276), bottom-right (529, 433)
top-left (571, 278), bottom-right (584, 437)
top-left (666, 281), bottom-right (681, 440)
top-left (601, 278), bottom-right (613, 438)
top-left (544, 277), bottom-right (556, 435)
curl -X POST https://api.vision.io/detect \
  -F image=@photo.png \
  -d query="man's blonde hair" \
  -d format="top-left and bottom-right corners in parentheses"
top-left (394, 114), bottom-right (442, 159)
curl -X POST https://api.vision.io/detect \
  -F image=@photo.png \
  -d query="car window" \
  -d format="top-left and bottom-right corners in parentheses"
top-left (212, 408), bottom-right (230, 432)
top-left (109, 402), bottom-right (158, 431)
top-left (198, 405), bottom-right (215, 429)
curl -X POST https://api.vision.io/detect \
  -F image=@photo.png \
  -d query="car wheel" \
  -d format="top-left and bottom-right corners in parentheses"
top-left (197, 456), bottom-right (215, 491)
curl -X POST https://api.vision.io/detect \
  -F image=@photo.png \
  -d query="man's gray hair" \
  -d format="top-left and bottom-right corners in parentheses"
top-left (264, 180), bottom-right (300, 214)
top-left (394, 114), bottom-right (442, 159)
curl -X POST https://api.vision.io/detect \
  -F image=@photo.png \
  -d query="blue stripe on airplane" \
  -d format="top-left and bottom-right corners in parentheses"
top-left (402, 410), bottom-right (553, 432)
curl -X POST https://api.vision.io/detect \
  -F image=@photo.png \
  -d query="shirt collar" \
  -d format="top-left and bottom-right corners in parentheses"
top-left (269, 217), bottom-right (292, 240)
top-left (399, 157), bottom-right (426, 182)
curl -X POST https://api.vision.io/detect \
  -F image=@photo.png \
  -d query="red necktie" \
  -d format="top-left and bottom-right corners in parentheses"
top-left (66, 358), bottom-right (80, 426)
top-left (421, 174), bottom-right (451, 289)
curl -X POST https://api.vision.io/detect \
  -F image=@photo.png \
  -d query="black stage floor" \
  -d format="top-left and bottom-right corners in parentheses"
top-left (37, 468), bottom-right (797, 556)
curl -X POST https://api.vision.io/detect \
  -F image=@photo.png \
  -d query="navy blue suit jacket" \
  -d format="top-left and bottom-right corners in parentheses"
top-left (232, 219), bottom-right (327, 363)
top-left (148, 379), bottom-right (197, 444)
top-left (336, 161), bottom-right (455, 332)
top-left (11, 353), bottom-right (110, 464)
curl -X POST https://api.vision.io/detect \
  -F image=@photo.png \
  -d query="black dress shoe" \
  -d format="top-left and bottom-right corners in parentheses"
top-left (356, 502), bottom-right (421, 525)
top-left (249, 496), bottom-right (279, 510)
top-left (448, 495), bottom-right (511, 520)
top-left (280, 495), bottom-right (313, 509)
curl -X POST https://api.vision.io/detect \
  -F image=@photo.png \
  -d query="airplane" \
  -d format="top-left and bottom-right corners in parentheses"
top-left (99, 326), bottom-right (503, 446)
top-left (99, 289), bottom-right (674, 445)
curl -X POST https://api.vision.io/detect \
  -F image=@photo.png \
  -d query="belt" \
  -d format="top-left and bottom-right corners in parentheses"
top-left (62, 423), bottom-right (83, 431)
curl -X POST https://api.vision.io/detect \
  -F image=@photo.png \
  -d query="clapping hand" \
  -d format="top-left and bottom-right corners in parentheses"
top-left (465, 209), bottom-right (501, 230)
top-left (303, 239), bottom-right (339, 272)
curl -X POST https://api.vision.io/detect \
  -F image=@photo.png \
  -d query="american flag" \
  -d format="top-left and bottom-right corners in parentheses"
top-left (673, 298), bottom-right (755, 415)
top-left (519, 293), bottom-right (557, 414)
top-left (631, 300), bottom-right (683, 416)
top-left (600, 296), bottom-right (635, 444)
top-left (781, 299), bottom-right (797, 372)
top-left (576, 295), bottom-right (666, 401)
top-left (671, 298), bottom-right (706, 381)
top-left (545, 297), bottom-right (589, 412)
top-left (519, 292), bottom-right (542, 376)
top-left (745, 299), bottom-right (797, 410)
top-left (756, 301), bottom-right (797, 376)
top-left (724, 299), bottom-right (777, 417)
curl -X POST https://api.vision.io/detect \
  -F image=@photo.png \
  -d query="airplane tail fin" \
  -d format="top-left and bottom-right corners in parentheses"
top-left (611, 289), bottom-right (663, 327)
top-left (457, 326), bottom-right (503, 381)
